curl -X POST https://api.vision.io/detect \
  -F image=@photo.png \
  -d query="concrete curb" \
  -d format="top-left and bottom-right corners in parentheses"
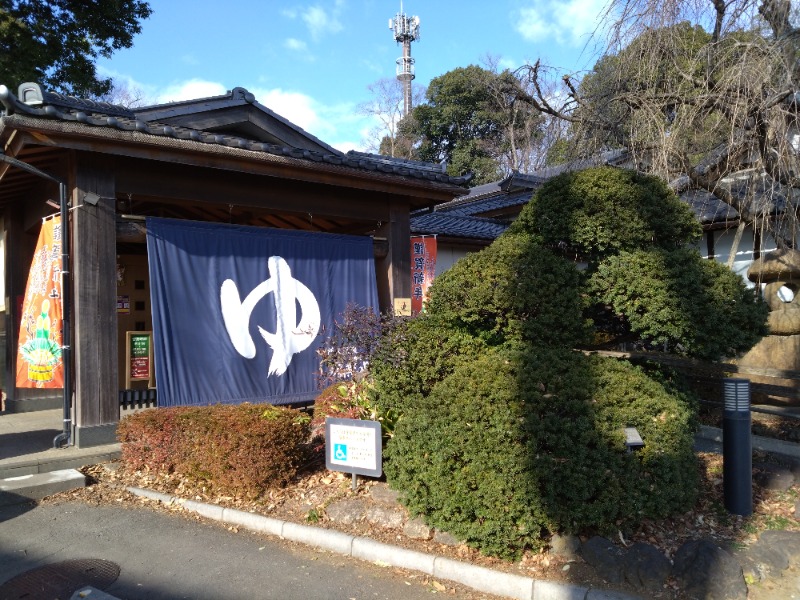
top-left (0, 450), bottom-right (122, 480)
top-left (0, 469), bottom-right (87, 505)
top-left (125, 486), bottom-right (643, 600)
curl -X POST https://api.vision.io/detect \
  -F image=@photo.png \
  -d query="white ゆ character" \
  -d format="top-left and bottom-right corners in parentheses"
top-left (220, 256), bottom-right (320, 376)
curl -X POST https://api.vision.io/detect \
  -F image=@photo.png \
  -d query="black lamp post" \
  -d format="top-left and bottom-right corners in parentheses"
top-left (0, 151), bottom-right (72, 448)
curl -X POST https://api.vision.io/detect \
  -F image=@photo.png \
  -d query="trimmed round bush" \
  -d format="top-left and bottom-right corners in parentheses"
top-left (590, 248), bottom-right (769, 359)
top-left (508, 166), bottom-right (767, 361)
top-left (425, 232), bottom-right (589, 347)
top-left (561, 355), bottom-right (699, 525)
top-left (373, 165), bottom-right (764, 559)
top-left (385, 346), bottom-right (549, 560)
top-left (385, 348), bottom-right (699, 559)
top-left (509, 166), bottom-right (702, 261)
top-left (370, 314), bottom-right (489, 417)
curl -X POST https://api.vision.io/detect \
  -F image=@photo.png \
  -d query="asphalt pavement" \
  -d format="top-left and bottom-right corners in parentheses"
top-left (0, 499), bottom-right (499, 600)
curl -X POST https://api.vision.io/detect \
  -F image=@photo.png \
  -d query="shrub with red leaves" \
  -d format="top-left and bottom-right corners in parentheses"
top-left (117, 403), bottom-right (311, 498)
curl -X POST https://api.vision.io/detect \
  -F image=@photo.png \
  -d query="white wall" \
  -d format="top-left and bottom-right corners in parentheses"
top-left (434, 245), bottom-right (472, 276)
top-left (702, 227), bottom-right (777, 287)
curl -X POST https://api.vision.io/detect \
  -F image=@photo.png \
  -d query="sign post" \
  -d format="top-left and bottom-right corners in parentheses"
top-left (325, 417), bottom-right (382, 490)
top-left (125, 331), bottom-right (155, 388)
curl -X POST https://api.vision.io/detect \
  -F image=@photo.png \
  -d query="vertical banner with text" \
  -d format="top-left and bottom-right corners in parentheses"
top-left (410, 235), bottom-right (437, 315)
top-left (16, 216), bottom-right (64, 388)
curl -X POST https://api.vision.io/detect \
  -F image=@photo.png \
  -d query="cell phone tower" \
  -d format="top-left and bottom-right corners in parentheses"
top-left (389, 2), bottom-right (420, 116)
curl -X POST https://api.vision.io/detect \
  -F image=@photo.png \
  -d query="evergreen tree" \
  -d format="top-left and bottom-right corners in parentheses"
top-left (0, 0), bottom-right (152, 97)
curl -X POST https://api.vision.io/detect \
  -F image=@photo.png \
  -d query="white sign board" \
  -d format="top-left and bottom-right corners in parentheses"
top-left (325, 417), bottom-right (382, 477)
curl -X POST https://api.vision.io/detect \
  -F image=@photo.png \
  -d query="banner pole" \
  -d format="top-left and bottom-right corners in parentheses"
top-left (54, 181), bottom-right (72, 448)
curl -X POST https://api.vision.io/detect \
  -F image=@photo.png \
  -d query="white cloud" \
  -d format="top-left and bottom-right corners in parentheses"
top-left (284, 38), bottom-right (309, 52)
top-left (515, 7), bottom-right (551, 43)
top-left (496, 56), bottom-right (519, 71)
top-left (331, 138), bottom-right (366, 153)
top-left (94, 72), bottom-right (369, 152)
top-left (514, 0), bottom-right (606, 46)
top-left (255, 88), bottom-right (321, 133)
top-left (280, 3), bottom-right (346, 45)
top-left (252, 86), bottom-right (370, 151)
top-left (155, 79), bottom-right (228, 104)
top-left (361, 58), bottom-right (384, 76)
top-left (301, 4), bottom-right (344, 42)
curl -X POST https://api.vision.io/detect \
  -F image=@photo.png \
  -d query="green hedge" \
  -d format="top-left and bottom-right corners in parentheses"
top-left (425, 232), bottom-right (589, 347)
top-left (385, 346), bottom-right (548, 559)
top-left (384, 348), bottom-right (699, 559)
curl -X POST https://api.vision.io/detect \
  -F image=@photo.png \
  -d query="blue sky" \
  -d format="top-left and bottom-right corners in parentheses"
top-left (97, 0), bottom-right (609, 152)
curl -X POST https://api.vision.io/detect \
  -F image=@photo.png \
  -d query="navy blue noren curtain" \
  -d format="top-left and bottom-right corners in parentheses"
top-left (146, 217), bottom-right (379, 407)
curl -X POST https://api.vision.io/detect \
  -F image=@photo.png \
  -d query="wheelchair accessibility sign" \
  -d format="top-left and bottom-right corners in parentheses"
top-left (333, 444), bottom-right (347, 461)
top-left (325, 417), bottom-right (382, 477)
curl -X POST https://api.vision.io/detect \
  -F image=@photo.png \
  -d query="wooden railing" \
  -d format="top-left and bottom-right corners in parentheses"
top-left (583, 349), bottom-right (800, 416)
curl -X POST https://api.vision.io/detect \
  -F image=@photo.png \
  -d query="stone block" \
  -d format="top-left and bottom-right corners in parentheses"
top-left (0, 469), bottom-right (86, 505)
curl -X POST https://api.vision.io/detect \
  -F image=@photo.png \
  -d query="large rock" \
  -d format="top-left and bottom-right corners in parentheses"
top-left (735, 334), bottom-right (800, 402)
top-left (753, 462), bottom-right (795, 491)
top-left (403, 517), bottom-right (432, 540)
top-left (433, 529), bottom-right (460, 546)
top-left (365, 504), bottom-right (405, 529)
top-left (768, 309), bottom-right (800, 335)
top-left (369, 483), bottom-right (401, 505)
top-left (325, 498), bottom-right (367, 525)
top-left (622, 542), bottom-right (672, 592)
top-left (758, 530), bottom-right (800, 563)
top-left (734, 541), bottom-right (789, 582)
top-left (672, 539), bottom-right (747, 600)
top-left (581, 536), bottom-right (625, 584)
top-left (550, 533), bottom-right (581, 559)
top-left (748, 249), bottom-right (800, 283)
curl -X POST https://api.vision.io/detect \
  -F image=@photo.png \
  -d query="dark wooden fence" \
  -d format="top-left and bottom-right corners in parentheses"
top-left (119, 388), bottom-right (158, 410)
top-left (585, 349), bottom-right (800, 420)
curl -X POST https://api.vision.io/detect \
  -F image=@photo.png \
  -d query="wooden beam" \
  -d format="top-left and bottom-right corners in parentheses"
top-left (114, 159), bottom-right (395, 222)
top-left (5, 118), bottom-right (464, 203)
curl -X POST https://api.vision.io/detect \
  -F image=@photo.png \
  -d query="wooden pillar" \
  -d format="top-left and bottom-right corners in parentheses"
top-left (72, 154), bottom-right (118, 446)
top-left (376, 201), bottom-right (410, 313)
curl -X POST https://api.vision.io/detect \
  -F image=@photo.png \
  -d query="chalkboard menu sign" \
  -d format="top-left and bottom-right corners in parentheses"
top-left (125, 331), bottom-right (155, 388)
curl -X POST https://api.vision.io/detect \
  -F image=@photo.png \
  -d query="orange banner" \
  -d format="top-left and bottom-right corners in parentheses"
top-left (410, 235), bottom-right (437, 315)
top-left (16, 216), bottom-right (64, 388)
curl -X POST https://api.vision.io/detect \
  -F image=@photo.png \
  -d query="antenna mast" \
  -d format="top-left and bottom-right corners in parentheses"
top-left (388, 3), bottom-right (420, 116)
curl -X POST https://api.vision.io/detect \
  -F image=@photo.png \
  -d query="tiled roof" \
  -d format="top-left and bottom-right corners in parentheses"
top-left (680, 189), bottom-right (739, 224)
top-left (437, 189), bottom-right (534, 217)
top-left (434, 174), bottom-right (543, 214)
top-left (415, 152), bottom-right (763, 242)
top-left (0, 84), bottom-right (472, 187)
top-left (410, 212), bottom-right (509, 240)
